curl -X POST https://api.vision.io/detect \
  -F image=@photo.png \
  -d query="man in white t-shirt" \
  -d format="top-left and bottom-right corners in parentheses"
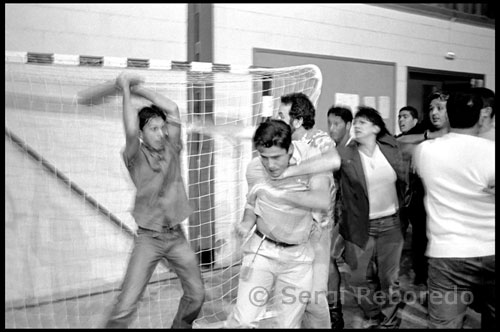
top-left (414, 89), bottom-right (495, 329)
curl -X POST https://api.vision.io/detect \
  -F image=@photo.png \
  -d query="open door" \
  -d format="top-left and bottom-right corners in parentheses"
top-left (407, 67), bottom-right (485, 124)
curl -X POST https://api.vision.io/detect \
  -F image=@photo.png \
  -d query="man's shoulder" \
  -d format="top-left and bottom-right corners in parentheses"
top-left (246, 157), bottom-right (267, 184)
top-left (310, 128), bottom-right (331, 139)
top-left (292, 140), bottom-right (322, 162)
top-left (247, 157), bottom-right (264, 174)
top-left (310, 129), bottom-right (335, 151)
top-left (247, 156), bottom-right (263, 170)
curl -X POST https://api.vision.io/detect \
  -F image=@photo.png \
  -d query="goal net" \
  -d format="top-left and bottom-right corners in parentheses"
top-left (4, 51), bottom-right (322, 328)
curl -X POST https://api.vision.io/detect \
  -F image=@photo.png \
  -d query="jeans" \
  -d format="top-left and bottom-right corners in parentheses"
top-left (105, 225), bottom-right (205, 328)
top-left (302, 223), bottom-right (333, 328)
top-left (345, 213), bottom-right (404, 327)
top-left (225, 232), bottom-right (314, 328)
top-left (427, 255), bottom-right (495, 329)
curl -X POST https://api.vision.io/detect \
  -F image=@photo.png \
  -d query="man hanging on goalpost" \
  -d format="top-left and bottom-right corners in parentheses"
top-left (105, 72), bottom-right (205, 328)
top-left (225, 119), bottom-right (337, 328)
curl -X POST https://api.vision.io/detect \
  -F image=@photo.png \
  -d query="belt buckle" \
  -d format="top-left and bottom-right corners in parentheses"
top-left (163, 224), bottom-right (176, 233)
top-left (256, 229), bottom-right (294, 247)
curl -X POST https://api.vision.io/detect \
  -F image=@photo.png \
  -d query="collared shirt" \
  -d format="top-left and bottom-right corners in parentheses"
top-left (246, 141), bottom-right (320, 244)
top-left (123, 139), bottom-right (192, 232)
top-left (297, 130), bottom-right (336, 228)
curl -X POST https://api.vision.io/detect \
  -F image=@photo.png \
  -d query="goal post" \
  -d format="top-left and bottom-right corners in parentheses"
top-left (4, 51), bottom-right (323, 328)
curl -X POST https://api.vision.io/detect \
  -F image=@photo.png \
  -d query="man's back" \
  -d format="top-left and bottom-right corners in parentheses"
top-left (414, 133), bottom-right (495, 258)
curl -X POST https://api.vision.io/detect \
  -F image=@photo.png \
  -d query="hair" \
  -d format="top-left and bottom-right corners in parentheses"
top-left (138, 104), bottom-right (166, 130)
top-left (327, 106), bottom-right (353, 124)
top-left (253, 119), bottom-right (292, 151)
top-left (426, 90), bottom-right (449, 109)
top-left (280, 92), bottom-right (315, 129)
top-left (446, 90), bottom-right (484, 129)
top-left (399, 105), bottom-right (419, 120)
top-left (354, 106), bottom-right (390, 138)
top-left (471, 87), bottom-right (495, 118)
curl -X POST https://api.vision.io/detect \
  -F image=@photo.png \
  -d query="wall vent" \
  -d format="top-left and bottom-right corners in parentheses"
top-left (27, 52), bottom-right (54, 64)
top-left (79, 55), bottom-right (104, 67)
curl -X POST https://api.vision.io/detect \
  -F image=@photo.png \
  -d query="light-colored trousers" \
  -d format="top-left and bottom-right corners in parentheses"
top-left (301, 223), bottom-right (333, 328)
top-left (225, 232), bottom-right (314, 328)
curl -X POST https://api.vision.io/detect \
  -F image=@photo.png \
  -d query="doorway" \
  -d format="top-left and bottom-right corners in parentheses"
top-left (407, 67), bottom-right (485, 123)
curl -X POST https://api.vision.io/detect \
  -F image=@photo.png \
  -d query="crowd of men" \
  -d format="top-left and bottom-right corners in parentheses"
top-left (105, 70), bottom-right (495, 329)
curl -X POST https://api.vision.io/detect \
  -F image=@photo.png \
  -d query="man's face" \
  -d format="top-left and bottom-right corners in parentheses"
top-left (257, 145), bottom-right (292, 178)
top-left (429, 98), bottom-right (448, 130)
top-left (141, 116), bottom-right (166, 150)
top-left (328, 114), bottom-right (349, 145)
top-left (398, 110), bottom-right (418, 133)
top-left (276, 103), bottom-right (292, 127)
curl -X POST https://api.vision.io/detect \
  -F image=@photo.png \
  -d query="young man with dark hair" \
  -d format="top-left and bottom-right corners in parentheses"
top-left (226, 119), bottom-right (335, 328)
top-left (395, 105), bottom-right (424, 138)
top-left (414, 89), bottom-right (495, 328)
top-left (327, 106), bottom-right (353, 148)
top-left (278, 94), bottom-right (344, 329)
top-left (105, 72), bottom-right (205, 328)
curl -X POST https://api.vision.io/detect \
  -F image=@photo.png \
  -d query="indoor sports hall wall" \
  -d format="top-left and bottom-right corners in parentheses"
top-left (4, 4), bottom-right (188, 60)
top-left (5, 4), bottom-right (494, 134)
top-left (211, 4), bottom-right (495, 132)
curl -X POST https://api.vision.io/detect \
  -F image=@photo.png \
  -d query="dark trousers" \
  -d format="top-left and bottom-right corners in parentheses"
top-left (408, 207), bottom-right (428, 284)
top-left (404, 172), bottom-right (428, 285)
top-left (427, 256), bottom-right (495, 329)
top-left (105, 226), bottom-right (205, 328)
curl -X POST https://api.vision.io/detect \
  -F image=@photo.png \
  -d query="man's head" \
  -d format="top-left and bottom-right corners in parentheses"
top-left (277, 92), bottom-right (315, 132)
top-left (138, 104), bottom-right (167, 150)
top-left (398, 106), bottom-right (419, 134)
top-left (253, 119), bottom-right (293, 178)
top-left (446, 89), bottom-right (484, 130)
top-left (472, 87), bottom-right (495, 124)
top-left (427, 92), bottom-right (449, 130)
top-left (327, 106), bottom-right (353, 145)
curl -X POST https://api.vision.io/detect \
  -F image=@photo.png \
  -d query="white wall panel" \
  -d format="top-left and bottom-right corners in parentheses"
top-left (5, 4), bottom-right (187, 60)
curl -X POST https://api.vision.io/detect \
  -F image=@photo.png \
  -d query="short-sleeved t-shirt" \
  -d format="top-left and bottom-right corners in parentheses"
top-left (123, 139), bottom-right (192, 232)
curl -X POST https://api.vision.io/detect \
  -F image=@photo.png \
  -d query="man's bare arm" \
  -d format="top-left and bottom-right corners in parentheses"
top-left (252, 174), bottom-right (331, 210)
top-left (116, 72), bottom-right (143, 160)
top-left (280, 147), bottom-right (341, 179)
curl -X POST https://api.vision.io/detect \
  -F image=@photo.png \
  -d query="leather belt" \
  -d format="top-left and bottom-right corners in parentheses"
top-left (161, 224), bottom-right (180, 232)
top-left (255, 229), bottom-right (298, 248)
